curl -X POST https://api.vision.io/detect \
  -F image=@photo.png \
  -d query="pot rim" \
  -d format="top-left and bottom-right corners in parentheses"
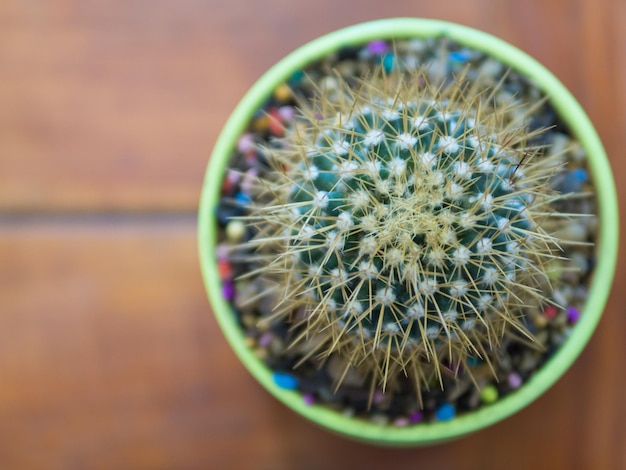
top-left (198, 18), bottom-right (618, 445)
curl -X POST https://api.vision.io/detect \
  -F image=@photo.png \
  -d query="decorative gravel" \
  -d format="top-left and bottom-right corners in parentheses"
top-left (212, 37), bottom-right (597, 425)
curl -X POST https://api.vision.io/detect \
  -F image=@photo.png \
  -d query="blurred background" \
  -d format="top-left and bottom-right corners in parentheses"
top-left (0, 1), bottom-right (624, 469)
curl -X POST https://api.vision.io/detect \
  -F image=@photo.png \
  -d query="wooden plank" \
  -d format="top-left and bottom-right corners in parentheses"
top-left (0, 0), bottom-right (623, 211)
top-left (0, 222), bottom-right (623, 469)
top-left (0, 0), bottom-right (624, 468)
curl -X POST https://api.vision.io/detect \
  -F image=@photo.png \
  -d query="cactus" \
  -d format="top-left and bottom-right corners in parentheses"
top-left (240, 65), bottom-right (567, 399)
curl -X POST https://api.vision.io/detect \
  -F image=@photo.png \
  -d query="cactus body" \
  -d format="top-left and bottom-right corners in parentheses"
top-left (244, 67), bottom-right (564, 394)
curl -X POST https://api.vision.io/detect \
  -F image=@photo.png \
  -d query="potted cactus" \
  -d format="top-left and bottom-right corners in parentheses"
top-left (198, 19), bottom-right (618, 445)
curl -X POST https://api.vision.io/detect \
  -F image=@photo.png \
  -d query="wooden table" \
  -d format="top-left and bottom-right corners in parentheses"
top-left (1, 1), bottom-right (624, 469)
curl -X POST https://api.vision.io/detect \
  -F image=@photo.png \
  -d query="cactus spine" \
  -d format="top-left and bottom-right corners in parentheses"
top-left (242, 65), bottom-right (566, 398)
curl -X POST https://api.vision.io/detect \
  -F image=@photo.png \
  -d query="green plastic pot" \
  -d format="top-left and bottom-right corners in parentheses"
top-left (198, 18), bottom-right (618, 445)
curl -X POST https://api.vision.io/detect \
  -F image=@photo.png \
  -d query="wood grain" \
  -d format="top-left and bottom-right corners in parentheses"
top-left (0, 223), bottom-right (623, 470)
top-left (0, 1), bottom-right (624, 469)
top-left (0, 0), bottom-right (623, 211)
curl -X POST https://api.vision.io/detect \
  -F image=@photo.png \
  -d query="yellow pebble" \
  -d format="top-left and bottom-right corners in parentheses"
top-left (252, 114), bottom-right (270, 132)
top-left (273, 83), bottom-right (292, 102)
top-left (254, 347), bottom-right (268, 360)
top-left (480, 385), bottom-right (499, 404)
top-left (241, 314), bottom-right (256, 328)
top-left (225, 220), bottom-right (246, 242)
top-left (531, 313), bottom-right (548, 328)
top-left (256, 318), bottom-right (270, 332)
top-left (545, 260), bottom-right (563, 281)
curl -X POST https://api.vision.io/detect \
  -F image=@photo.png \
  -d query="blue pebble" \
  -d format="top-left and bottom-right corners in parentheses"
top-left (557, 168), bottom-right (589, 193)
top-left (290, 70), bottom-right (304, 84)
top-left (235, 191), bottom-right (251, 206)
top-left (273, 372), bottom-right (299, 390)
top-left (571, 168), bottom-right (588, 184)
top-left (449, 50), bottom-right (472, 63)
top-left (378, 53), bottom-right (396, 72)
top-left (467, 356), bottom-right (483, 367)
top-left (435, 403), bottom-right (456, 421)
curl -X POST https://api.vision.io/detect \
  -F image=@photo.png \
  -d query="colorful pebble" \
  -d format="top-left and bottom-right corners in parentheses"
top-left (320, 76), bottom-right (339, 91)
top-left (507, 372), bottom-right (523, 389)
top-left (545, 260), bottom-right (564, 281)
top-left (252, 114), bottom-right (270, 132)
top-left (217, 37), bottom-right (596, 424)
top-left (367, 39), bottom-right (388, 55)
top-left (237, 133), bottom-right (256, 153)
top-left (235, 191), bottom-right (251, 206)
top-left (215, 243), bottom-right (230, 261)
top-left (244, 150), bottom-right (259, 167)
top-left (393, 417), bottom-right (410, 427)
top-left (241, 313), bottom-right (256, 328)
top-left (254, 347), bottom-right (268, 360)
top-left (278, 105), bottom-right (296, 122)
top-left (241, 168), bottom-right (258, 194)
top-left (380, 53), bottom-right (396, 72)
top-left (370, 414), bottom-right (390, 426)
top-left (559, 168), bottom-right (589, 193)
top-left (544, 305), bottom-right (558, 320)
top-left (467, 356), bottom-right (483, 367)
top-left (531, 313), bottom-right (548, 329)
top-left (289, 70), bottom-right (304, 84)
top-left (373, 389), bottom-right (385, 404)
top-left (217, 259), bottom-right (233, 279)
top-left (268, 108), bottom-right (285, 136)
top-left (273, 372), bottom-right (299, 390)
top-left (225, 220), bottom-right (246, 242)
top-left (221, 169), bottom-right (240, 194)
top-left (435, 403), bottom-right (456, 421)
top-left (257, 331), bottom-right (274, 348)
top-left (567, 306), bottom-right (581, 324)
top-left (449, 50), bottom-right (472, 62)
top-left (273, 83), bottom-right (292, 102)
top-left (480, 385), bottom-right (499, 404)
top-left (222, 280), bottom-right (235, 301)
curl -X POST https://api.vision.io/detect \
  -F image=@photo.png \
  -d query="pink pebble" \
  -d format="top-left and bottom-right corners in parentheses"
top-left (508, 372), bottom-right (522, 389)
top-left (257, 331), bottom-right (274, 348)
top-left (303, 394), bottom-right (315, 406)
top-left (215, 243), bottom-right (230, 261)
top-left (278, 106), bottom-right (296, 122)
top-left (237, 133), bottom-right (255, 153)
top-left (393, 417), bottom-right (410, 427)
top-left (242, 168), bottom-right (258, 194)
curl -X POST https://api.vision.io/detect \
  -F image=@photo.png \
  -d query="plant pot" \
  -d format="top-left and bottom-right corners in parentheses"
top-left (198, 18), bottom-right (618, 445)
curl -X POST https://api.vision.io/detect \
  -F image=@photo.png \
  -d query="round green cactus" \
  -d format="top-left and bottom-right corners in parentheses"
top-left (243, 67), bottom-right (566, 396)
